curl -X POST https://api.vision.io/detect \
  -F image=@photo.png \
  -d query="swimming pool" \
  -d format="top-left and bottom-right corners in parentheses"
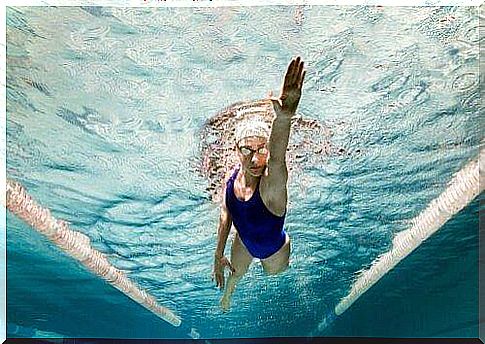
top-left (5, 4), bottom-right (482, 340)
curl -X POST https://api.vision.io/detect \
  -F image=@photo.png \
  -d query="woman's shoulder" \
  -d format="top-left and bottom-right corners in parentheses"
top-left (226, 165), bottom-right (240, 181)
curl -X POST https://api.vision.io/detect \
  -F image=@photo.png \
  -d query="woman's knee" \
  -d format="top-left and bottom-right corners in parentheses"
top-left (232, 265), bottom-right (249, 277)
top-left (264, 262), bottom-right (289, 276)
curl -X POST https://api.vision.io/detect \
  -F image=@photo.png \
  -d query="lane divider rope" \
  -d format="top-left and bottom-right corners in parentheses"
top-left (334, 148), bottom-right (483, 317)
top-left (5, 179), bottom-right (181, 327)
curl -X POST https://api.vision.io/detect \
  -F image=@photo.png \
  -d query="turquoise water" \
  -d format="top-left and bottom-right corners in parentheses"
top-left (6, 5), bottom-right (481, 339)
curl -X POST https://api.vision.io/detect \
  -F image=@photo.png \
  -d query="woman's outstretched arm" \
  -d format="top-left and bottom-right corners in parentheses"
top-left (261, 57), bottom-right (306, 216)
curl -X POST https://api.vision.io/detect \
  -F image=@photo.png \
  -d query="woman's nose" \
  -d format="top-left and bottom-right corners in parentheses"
top-left (251, 153), bottom-right (259, 164)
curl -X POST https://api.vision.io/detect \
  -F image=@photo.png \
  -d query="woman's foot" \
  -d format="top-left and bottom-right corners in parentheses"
top-left (220, 293), bottom-right (231, 312)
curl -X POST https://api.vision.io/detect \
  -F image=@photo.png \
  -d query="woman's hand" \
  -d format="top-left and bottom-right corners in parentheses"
top-left (213, 255), bottom-right (235, 290)
top-left (269, 56), bottom-right (306, 118)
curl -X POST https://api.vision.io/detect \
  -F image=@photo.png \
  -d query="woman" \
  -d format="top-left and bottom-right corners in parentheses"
top-left (212, 57), bottom-right (306, 311)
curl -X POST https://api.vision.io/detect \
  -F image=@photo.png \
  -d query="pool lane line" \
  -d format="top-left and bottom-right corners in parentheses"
top-left (5, 179), bottom-right (182, 327)
top-left (333, 148), bottom-right (483, 318)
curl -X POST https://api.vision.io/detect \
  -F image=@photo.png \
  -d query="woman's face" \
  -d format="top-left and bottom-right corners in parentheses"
top-left (236, 136), bottom-right (269, 177)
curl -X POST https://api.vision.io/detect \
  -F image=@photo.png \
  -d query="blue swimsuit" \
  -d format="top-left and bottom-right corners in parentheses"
top-left (225, 168), bottom-right (287, 259)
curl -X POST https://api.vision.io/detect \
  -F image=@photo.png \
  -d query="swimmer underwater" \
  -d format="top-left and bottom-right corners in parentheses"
top-left (212, 57), bottom-right (306, 311)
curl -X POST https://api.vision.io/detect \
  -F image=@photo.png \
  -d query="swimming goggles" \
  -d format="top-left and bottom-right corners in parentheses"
top-left (238, 146), bottom-right (268, 156)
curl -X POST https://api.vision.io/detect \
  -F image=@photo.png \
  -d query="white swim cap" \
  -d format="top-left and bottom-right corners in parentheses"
top-left (234, 119), bottom-right (270, 144)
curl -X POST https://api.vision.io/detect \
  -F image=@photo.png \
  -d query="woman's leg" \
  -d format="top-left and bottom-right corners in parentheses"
top-left (220, 233), bottom-right (253, 311)
top-left (261, 233), bottom-right (290, 275)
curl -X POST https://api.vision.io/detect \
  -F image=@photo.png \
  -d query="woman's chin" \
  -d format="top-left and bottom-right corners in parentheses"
top-left (249, 167), bottom-right (264, 176)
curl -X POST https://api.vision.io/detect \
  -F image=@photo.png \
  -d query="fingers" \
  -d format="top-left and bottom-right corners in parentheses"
top-left (291, 56), bottom-right (302, 85)
top-left (214, 272), bottom-right (224, 289)
top-left (283, 59), bottom-right (295, 90)
top-left (221, 257), bottom-right (236, 274)
top-left (296, 59), bottom-right (304, 86)
top-left (219, 274), bottom-right (225, 290)
top-left (284, 56), bottom-right (305, 89)
top-left (213, 256), bottom-right (235, 290)
top-left (298, 70), bottom-right (306, 89)
top-left (226, 261), bottom-right (236, 273)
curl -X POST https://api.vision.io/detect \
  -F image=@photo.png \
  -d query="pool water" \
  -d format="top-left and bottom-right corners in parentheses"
top-left (5, 4), bottom-right (482, 339)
